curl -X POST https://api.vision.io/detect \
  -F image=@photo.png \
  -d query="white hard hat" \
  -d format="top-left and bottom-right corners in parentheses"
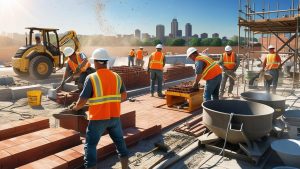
top-left (139, 46), bottom-right (143, 49)
top-left (90, 48), bottom-right (111, 61)
top-left (186, 47), bottom-right (197, 58)
top-left (156, 44), bottom-right (163, 49)
top-left (35, 33), bottom-right (41, 38)
top-left (225, 45), bottom-right (232, 52)
top-left (268, 45), bottom-right (275, 49)
top-left (63, 47), bottom-right (75, 57)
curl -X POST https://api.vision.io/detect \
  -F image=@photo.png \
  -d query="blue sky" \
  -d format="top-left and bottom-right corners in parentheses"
top-left (0, 0), bottom-right (294, 38)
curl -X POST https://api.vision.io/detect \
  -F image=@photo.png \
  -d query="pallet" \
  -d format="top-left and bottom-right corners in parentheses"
top-left (165, 89), bottom-right (204, 112)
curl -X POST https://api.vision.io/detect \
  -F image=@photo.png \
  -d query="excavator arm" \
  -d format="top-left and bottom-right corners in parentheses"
top-left (59, 30), bottom-right (81, 52)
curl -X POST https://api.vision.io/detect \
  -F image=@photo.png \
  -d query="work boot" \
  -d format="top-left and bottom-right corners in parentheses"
top-left (120, 157), bottom-right (129, 169)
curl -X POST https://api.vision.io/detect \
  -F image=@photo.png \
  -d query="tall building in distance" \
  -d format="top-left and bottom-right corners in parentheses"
top-left (177, 30), bottom-right (182, 37)
top-left (201, 33), bottom-right (208, 39)
top-left (185, 23), bottom-right (192, 38)
top-left (171, 18), bottom-right (178, 38)
top-left (156, 24), bottom-right (165, 42)
top-left (212, 33), bottom-right (219, 38)
top-left (134, 29), bottom-right (141, 40)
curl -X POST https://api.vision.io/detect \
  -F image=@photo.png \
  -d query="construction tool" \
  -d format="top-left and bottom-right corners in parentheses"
top-left (129, 142), bottom-right (169, 166)
top-left (52, 104), bottom-right (88, 119)
top-left (48, 59), bottom-right (88, 99)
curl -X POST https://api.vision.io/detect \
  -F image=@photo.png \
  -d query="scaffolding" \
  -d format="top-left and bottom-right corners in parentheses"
top-left (238, 0), bottom-right (300, 89)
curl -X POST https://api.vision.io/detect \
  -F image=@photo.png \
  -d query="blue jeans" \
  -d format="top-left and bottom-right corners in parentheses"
top-left (150, 69), bottom-right (163, 95)
top-left (128, 56), bottom-right (134, 67)
top-left (204, 74), bottom-right (222, 101)
top-left (264, 69), bottom-right (279, 93)
top-left (84, 118), bottom-right (129, 168)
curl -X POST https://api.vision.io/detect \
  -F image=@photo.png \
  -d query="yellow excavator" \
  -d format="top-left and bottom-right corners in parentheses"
top-left (11, 27), bottom-right (81, 79)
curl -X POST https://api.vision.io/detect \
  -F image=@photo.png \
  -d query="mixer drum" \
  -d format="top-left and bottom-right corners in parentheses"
top-left (202, 100), bottom-right (274, 144)
top-left (241, 92), bottom-right (285, 119)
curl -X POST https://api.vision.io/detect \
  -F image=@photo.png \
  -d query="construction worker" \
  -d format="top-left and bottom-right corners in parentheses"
top-left (128, 48), bottom-right (135, 66)
top-left (35, 33), bottom-right (42, 45)
top-left (218, 45), bottom-right (240, 97)
top-left (72, 48), bottom-right (129, 169)
top-left (186, 47), bottom-right (222, 101)
top-left (62, 47), bottom-right (94, 91)
top-left (136, 47), bottom-right (145, 67)
top-left (262, 45), bottom-right (282, 94)
top-left (148, 44), bottom-right (166, 98)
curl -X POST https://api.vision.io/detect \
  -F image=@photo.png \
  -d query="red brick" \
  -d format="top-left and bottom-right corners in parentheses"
top-left (120, 111), bottom-right (136, 128)
top-left (55, 149), bottom-right (83, 169)
top-left (0, 150), bottom-right (13, 169)
top-left (0, 117), bottom-right (49, 141)
top-left (17, 155), bottom-right (68, 169)
top-left (123, 127), bottom-right (142, 146)
top-left (44, 130), bottom-right (80, 154)
top-left (139, 125), bottom-right (162, 140)
top-left (8, 133), bottom-right (42, 145)
top-left (71, 144), bottom-right (85, 155)
top-left (5, 138), bottom-right (50, 168)
top-left (0, 139), bottom-right (16, 150)
top-left (59, 116), bottom-right (79, 131)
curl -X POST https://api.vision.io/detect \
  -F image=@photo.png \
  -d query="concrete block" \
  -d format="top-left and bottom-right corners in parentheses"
top-left (10, 84), bottom-right (42, 100)
top-left (0, 88), bottom-right (12, 101)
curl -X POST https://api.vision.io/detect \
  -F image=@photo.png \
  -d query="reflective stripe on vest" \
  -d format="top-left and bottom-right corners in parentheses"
top-left (87, 70), bottom-right (122, 120)
top-left (195, 55), bottom-right (222, 80)
top-left (67, 53), bottom-right (91, 73)
top-left (149, 52), bottom-right (164, 70)
top-left (223, 52), bottom-right (236, 70)
top-left (136, 50), bottom-right (143, 60)
top-left (266, 54), bottom-right (279, 69)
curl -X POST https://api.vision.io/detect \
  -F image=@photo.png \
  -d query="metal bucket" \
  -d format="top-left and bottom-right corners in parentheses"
top-left (241, 91), bottom-right (285, 119)
top-left (202, 100), bottom-right (274, 144)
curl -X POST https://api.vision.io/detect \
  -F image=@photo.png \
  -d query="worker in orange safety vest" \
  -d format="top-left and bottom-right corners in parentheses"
top-left (136, 46), bottom-right (146, 67)
top-left (62, 47), bottom-right (95, 91)
top-left (262, 45), bottom-right (282, 94)
top-left (128, 48), bottom-right (135, 67)
top-left (186, 47), bottom-right (222, 101)
top-left (147, 44), bottom-right (166, 98)
top-left (72, 48), bottom-right (129, 169)
top-left (218, 45), bottom-right (240, 97)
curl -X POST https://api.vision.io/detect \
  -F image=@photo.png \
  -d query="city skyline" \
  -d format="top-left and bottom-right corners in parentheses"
top-left (0, 0), bottom-right (293, 38)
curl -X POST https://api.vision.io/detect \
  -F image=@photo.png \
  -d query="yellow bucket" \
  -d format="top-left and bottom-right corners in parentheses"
top-left (27, 90), bottom-right (42, 106)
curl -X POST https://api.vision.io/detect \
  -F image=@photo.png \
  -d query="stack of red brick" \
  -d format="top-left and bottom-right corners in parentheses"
top-left (0, 113), bottom-right (161, 168)
top-left (56, 91), bottom-right (80, 106)
top-left (164, 65), bottom-right (195, 82)
top-left (173, 116), bottom-right (207, 137)
top-left (111, 66), bottom-right (150, 90)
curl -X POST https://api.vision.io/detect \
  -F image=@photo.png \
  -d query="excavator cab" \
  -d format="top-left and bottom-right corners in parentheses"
top-left (11, 27), bottom-right (80, 79)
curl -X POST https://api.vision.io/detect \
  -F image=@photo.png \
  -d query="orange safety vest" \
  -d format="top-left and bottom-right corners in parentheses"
top-left (129, 50), bottom-right (135, 57)
top-left (149, 51), bottom-right (164, 70)
top-left (67, 52), bottom-right (91, 73)
top-left (88, 69), bottom-right (122, 120)
top-left (136, 49), bottom-right (143, 60)
top-left (195, 55), bottom-right (222, 80)
top-left (222, 52), bottom-right (236, 70)
top-left (266, 53), bottom-right (280, 70)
